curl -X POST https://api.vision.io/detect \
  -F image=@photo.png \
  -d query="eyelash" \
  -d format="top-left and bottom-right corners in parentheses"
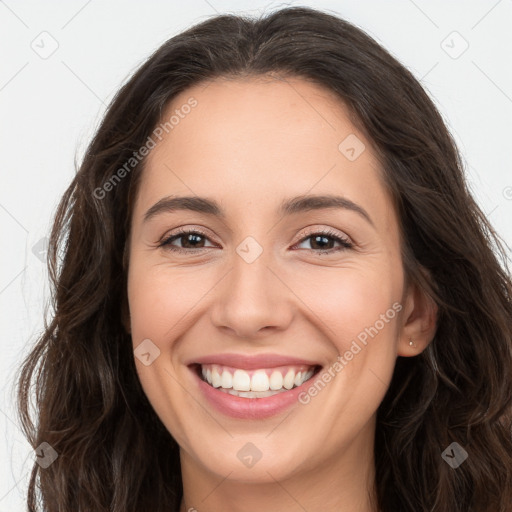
top-left (158, 227), bottom-right (353, 255)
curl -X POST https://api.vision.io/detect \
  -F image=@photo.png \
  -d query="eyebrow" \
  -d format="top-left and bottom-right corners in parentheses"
top-left (143, 194), bottom-right (374, 227)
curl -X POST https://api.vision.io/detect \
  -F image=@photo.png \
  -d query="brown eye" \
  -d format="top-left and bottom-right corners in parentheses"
top-left (159, 230), bottom-right (216, 253)
top-left (172, 233), bottom-right (206, 249)
top-left (308, 234), bottom-right (337, 250)
top-left (294, 230), bottom-right (353, 254)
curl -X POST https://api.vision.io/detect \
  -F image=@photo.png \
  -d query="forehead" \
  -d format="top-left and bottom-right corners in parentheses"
top-left (134, 75), bottom-right (393, 229)
top-left (162, 75), bottom-right (364, 161)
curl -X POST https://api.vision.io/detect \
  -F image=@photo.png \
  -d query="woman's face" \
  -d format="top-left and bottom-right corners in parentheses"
top-left (127, 76), bottom-right (422, 484)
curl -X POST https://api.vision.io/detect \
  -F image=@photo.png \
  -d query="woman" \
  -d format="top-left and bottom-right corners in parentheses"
top-left (16, 6), bottom-right (512, 512)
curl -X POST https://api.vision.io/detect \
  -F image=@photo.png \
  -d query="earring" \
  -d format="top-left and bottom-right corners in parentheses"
top-left (409, 338), bottom-right (415, 347)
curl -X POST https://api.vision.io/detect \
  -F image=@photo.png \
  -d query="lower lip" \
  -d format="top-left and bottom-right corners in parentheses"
top-left (190, 366), bottom-right (318, 419)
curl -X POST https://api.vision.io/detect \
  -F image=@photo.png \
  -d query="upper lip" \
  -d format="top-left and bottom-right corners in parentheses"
top-left (188, 353), bottom-right (322, 370)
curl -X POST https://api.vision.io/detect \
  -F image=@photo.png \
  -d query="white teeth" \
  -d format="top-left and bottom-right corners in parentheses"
top-left (283, 369), bottom-right (295, 390)
top-left (232, 369), bottom-right (251, 391)
top-left (303, 369), bottom-right (313, 382)
top-left (211, 367), bottom-right (222, 388)
top-left (251, 370), bottom-right (270, 392)
top-left (221, 370), bottom-right (232, 389)
top-left (269, 370), bottom-right (283, 390)
top-left (200, 364), bottom-right (317, 395)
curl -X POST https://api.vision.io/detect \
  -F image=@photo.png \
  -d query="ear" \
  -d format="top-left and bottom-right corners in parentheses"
top-left (398, 278), bottom-right (438, 357)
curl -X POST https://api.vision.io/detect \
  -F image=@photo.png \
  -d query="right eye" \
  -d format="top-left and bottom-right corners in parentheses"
top-left (159, 229), bottom-right (217, 253)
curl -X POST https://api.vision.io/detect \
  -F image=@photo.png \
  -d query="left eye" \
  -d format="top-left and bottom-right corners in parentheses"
top-left (294, 232), bottom-right (353, 252)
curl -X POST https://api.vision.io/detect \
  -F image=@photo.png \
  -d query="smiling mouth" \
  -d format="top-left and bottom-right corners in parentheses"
top-left (191, 363), bottom-right (322, 398)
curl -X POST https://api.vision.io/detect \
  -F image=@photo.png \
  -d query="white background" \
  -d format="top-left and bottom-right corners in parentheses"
top-left (1, 1), bottom-right (511, 509)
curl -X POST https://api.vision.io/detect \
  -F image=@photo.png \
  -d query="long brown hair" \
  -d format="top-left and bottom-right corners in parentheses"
top-left (15, 6), bottom-right (512, 511)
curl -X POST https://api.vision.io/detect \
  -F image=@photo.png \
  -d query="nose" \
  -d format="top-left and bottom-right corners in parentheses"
top-left (210, 248), bottom-right (294, 340)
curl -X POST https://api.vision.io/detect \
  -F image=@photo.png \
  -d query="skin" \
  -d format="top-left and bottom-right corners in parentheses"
top-left (126, 75), bottom-right (437, 512)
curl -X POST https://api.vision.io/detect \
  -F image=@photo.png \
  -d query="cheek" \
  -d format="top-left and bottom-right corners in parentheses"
top-left (290, 265), bottom-right (401, 347)
top-left (127, 262), bottom-right (201, 444)
top-left (127, 263), bottom-right (202, 340)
